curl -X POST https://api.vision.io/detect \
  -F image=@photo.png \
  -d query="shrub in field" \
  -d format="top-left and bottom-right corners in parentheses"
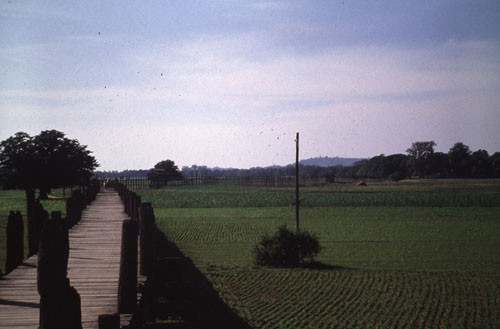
top-left (253, 225), bottom-right (321, 267)
top-left (389, 171), bottom-right (405, 181)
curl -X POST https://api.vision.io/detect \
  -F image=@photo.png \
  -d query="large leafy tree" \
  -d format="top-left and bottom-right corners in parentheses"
top-left (428, 152), bottom-right (450, 178)
top-left (147, 160), bottom-right (183, 185)
top-left (471, 149), bottom-right (491, 178)
top-left (491, 152), bottom-right (500, 178)
top-left (353, 154), bottom-right (409, 180)
top-left (0, 130), bottom-right (98, 199)
top-left (406, 141), bottom-right (436, 176)
top-left (448, 142), bottom-right (473, 177)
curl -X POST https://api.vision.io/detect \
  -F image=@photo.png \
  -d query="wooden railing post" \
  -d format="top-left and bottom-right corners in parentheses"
top-left (133, 193), bottom-right (141, 221)
top-left (28, 201), bottom-right (49, 256)
top-left (66, 195), bottom-right (76, 228)
top-left (37, 211), bottom-right (81, 329)
top-left (118, 219), bottom-right (138, 314)
top-left (26, 188), bottom-right (37, 256)
top-left (139, 203), bottom-right (155, 277)
top-left (6, 211), bottom-right (24, 273)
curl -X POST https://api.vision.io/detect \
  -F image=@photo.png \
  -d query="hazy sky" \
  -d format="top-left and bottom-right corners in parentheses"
top-left (1, 1), bottom-right (500, 170)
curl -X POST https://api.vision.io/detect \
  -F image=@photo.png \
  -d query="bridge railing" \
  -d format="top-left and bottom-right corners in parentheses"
top-left (2, 180), bottom-right (101, 276)
top-left (106, 180), bottom-right (157, 326)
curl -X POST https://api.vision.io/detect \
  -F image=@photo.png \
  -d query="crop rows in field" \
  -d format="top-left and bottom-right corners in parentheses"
top-left (157, 216), bottom-right (274, 243)
top-left (143, 182), bottom-right (500, 328)
top-left (209, 269), bottom-right (500, 329)
top-left (162, 220), bottom-right (265, 243)
top-left (138, 185), bottom-right (500, 208)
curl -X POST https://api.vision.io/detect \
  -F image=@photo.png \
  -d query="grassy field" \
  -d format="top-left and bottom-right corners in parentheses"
top-left (138, 179), bottom-right (500, 329)
top-left (0, 189), bottom-right (67, 273)
top-left (139, 179), bottom-right (500, 208)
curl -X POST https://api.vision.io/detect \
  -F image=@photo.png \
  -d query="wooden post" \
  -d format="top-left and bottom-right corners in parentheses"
top-left (30, 201), bottom-right (48, 256)
top-left (295, 132), bottom-right (300, 233)
top-left (139, 203), bottom-right (155, 277)
top-left (38, 211), bottom-right (81, 329)
top-left (6, 211), bottom-right (24, 273)
top-left (26, 188), bottom-right (37, 256)
top-left (118, 219), bottom-right (138, 314)
top-left (135, 194), bottom-right (141, 221)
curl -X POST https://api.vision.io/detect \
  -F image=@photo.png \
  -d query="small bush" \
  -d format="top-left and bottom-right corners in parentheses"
top-left (389, 172), bottom-right (405, 182)
top-left (253, 225), bottom-right (321, 267)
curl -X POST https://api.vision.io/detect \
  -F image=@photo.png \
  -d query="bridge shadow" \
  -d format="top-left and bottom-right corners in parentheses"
top-left (0, 298), bottom-right (39, 308)
top-left (151, 228), bottom-right (252, 329)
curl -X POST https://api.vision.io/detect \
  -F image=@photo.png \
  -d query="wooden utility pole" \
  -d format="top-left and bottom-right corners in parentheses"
top-left (295, 132), bottom-right (300, 233)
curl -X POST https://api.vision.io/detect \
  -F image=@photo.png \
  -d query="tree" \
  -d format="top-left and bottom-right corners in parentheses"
top-left (490, 152), bottom-right (500, 178)
top-left (0, 132), bottom-right (37, 190)
top-left (428, 152), bottom-right (450, 178)
top-left (471, 149), bottom-right (491, 178)
top-left (384, 154), bottom-right (410, 179)
top-left (406, 141), bottom-right (436, 176)
top-left (0, 130), bottom-right (98, 199)
top-left (147, 160), bottom-right (183, 186)
top-left (354, 154), bottom-right (409, 180)
top-left (448, 142), bottom-right (473, 177)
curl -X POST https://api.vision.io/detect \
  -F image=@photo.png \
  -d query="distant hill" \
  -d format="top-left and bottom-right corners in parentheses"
top-left (95, 157), bottom-right (364, 178)
top-left (299, 156), bottom-right (364, 167)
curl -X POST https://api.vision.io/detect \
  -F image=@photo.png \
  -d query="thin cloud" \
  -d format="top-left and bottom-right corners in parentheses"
top-left (127, 36), bottom-right (500, 107)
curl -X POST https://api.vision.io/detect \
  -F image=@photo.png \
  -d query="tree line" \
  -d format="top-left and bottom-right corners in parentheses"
top-left (97, 163), bottom-right (333, 181)
top-left (337, 141), bottom-right (500, 180)
top-left (96, 141), bottom-right (500, 184)
top-left (180, 164), bottom-right (332, 180)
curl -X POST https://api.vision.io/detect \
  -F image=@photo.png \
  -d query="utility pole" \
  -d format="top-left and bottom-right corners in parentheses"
top-left (295, 132), bottom-right (300, 233)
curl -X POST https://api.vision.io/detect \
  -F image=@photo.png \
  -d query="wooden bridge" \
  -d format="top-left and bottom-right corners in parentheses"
top-left (0, 190), bottom-right (134, 329)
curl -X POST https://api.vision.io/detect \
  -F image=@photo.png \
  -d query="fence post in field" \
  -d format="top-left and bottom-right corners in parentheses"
top-left (117, 219), bottom-right (138, 314)
top-left (37, 211), bottom-right (82, 329)
top-left (139, 202), bottom-right (155, 277)
top-left (6, 211), bottom-right (24, 273)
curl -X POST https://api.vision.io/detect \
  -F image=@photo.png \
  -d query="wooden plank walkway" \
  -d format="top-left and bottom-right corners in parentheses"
top-left (0, 190), bottom-right (130, 329)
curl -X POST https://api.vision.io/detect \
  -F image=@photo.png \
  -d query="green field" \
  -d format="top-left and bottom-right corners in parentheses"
top-left (0, 189), bottom-right (67, 274)
top-left (139, 179), bottom-right (500, 329)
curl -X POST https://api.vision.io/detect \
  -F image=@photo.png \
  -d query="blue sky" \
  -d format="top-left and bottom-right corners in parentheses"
top-left (1, 1), bottom-right (500, 170)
